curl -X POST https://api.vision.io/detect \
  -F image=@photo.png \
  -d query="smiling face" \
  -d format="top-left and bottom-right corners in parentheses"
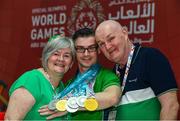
top-left (95, 20), bottom-right (129, 65)
top-left (75, 36), bottom-right (99, 72)
top-left (47, 48), bottom-right (73, 76)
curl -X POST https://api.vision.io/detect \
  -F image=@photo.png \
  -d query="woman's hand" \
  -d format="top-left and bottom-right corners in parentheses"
top-left (38, 105), bottom-right (68, 120)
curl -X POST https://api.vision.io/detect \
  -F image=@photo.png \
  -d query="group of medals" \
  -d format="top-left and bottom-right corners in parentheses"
top-left (48, 95), bottom-right (98, 113)
top-left (48, 64), bottom-right (100, 113)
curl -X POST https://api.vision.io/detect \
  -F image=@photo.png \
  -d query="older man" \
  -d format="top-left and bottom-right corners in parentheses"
top-left (95, 20), bottom-right (179, 120)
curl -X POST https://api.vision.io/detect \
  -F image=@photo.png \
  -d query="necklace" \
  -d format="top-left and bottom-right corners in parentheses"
top-left (42, 69), bottom-right (57, 97)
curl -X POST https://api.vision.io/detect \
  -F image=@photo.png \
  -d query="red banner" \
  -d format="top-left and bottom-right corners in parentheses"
top-left (1, 1), bottom-right (180, 117)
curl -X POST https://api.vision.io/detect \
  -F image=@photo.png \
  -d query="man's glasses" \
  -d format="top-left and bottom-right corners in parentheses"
top-left (75, 44), bottom-right (98, 53)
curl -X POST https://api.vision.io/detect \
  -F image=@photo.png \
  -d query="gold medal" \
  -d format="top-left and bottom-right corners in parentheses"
top-left (56, 99), bottom-right (67, 111)
top-left (84, 98), bottom-right (98, 111)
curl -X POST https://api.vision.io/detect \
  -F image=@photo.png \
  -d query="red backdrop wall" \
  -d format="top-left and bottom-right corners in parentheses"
top-left (0, 0), bottom-right (180, 117)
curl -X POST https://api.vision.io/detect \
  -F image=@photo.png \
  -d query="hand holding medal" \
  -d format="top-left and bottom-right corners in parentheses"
top-left (55, 96), bottom-right (99, 112)
top-left (48, 64), bottom-right (100, 113)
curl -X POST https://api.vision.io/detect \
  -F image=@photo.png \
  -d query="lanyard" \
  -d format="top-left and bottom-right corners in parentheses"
top-left (54, 63), bottom-right (100, 99)
top-left (116, 45), bottom-right (135, 92)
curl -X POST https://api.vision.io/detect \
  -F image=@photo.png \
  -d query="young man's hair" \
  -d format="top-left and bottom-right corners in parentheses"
top-left (72, 28), bottom-right (95, 41)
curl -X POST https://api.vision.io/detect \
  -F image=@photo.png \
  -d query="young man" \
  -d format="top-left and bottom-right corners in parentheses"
top-left (95, 20), bottom-right (179, 120)
top-left (68, 28), bottom-right (121, 120)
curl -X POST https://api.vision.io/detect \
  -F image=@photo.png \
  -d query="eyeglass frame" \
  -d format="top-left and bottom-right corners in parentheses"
top-left (75, 44), bottom-right (98, 53)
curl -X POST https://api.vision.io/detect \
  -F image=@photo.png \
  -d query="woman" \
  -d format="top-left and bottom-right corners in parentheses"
top-left (5, 35), bottom-right (75, 120)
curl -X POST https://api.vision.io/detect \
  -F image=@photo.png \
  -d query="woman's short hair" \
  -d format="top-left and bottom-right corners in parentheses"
top-left (41, 35), bottom-right (75, 70)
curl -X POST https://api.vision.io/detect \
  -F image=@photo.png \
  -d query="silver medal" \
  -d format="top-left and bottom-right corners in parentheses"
top-left (48, 99), bottom-right (58, 110)
top-left (65, 103), bottom-right (79, 113)
top-left (67, 97), bottom-right (79, 109)
top-left (76, 96), bottom-right (87, 107)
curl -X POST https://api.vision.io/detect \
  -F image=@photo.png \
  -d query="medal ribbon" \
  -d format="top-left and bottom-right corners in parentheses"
top-left (54, 63), bottom-right (100, 99)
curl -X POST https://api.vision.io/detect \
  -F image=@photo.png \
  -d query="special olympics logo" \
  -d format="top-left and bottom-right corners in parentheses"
top-left (67, 0), bottom-right (105, 36)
